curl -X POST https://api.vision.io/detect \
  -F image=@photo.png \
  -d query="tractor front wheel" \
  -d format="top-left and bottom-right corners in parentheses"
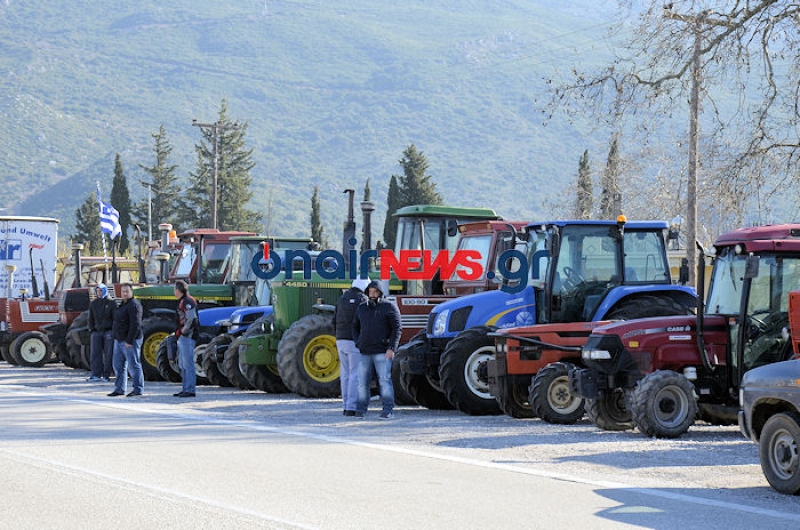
top-left (585, 389), bottom-right (633, 431)
top-left (630, 370), bottom-right (697, 438)
top-left (155, 335), bottom-right (181, 383)
top-left (202, 334), bottom-right (234, 387)
top-left (13, 332), bottom-right (53, 367)
top-left (141, 318), bottom-right (174, 381)
top-left (530, 362), bottom-right (584, 424)
top-left (277, 314), bottom-right (339, 397)
top-left (399, 370), bottom-right (453, 410)
top-left (224, 336), bottom-right (255, 390)
top-left (439, 326), bottom-right (502, 416)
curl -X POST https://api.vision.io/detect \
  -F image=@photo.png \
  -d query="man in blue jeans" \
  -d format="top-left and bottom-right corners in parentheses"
top-left (173, 280), bottom-right (199, 398)
top-left (87, 283), bottom-right (116, 382)
top-left (108, 283), bottom-right (144, 397)
top-left (352, 280), bottom-right (402, 419)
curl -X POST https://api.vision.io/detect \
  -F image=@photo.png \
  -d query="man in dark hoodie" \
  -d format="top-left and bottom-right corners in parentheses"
top-left (352, 280), bottom-right (402, 419)
top-left (108, 283), bottom-right (144, 397)
top-left (334, 277), bottom-right (370, 416)
top-left (87, 283), bottom-right (116, 382)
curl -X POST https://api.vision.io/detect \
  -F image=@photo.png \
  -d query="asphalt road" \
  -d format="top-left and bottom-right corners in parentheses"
top-left (2, 364), bottom-right (800, 530)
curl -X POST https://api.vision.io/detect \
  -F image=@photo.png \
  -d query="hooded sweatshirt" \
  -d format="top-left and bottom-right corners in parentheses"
top-left (352, 280), bottom-right (402, 354)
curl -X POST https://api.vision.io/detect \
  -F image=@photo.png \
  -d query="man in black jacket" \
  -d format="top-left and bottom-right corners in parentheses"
top-left (87, 283), bottom-right (116, 382)
top-left (333, 277), bottom-right (369, 416)
top-left (352, 280), bottom-right (401, 419)
top-left (108, 283), bottom-right (144, 397)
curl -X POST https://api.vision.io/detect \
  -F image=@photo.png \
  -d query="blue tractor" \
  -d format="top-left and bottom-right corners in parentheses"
top-left (396, 218), bottom-right (697, 415)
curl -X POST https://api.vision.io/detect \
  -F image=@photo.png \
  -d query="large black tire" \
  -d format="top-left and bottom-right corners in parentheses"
top-left (760, 412), bottom-right (800, 495)
top-left (66, 312), bottom-right (91, 370)
top-left (12, 331), bottom-right (53, 367)
top-left (400, 370), bottom-right (454, 410)
top-left (630, 370), bottom-right (697, 438)
top-left (241, 361), bottom-right (290, 393)
top-left (391, 360), bottom-right (416, 406)
top-left (224, 336), bottom-right (255, 390)
top-left (606, 295), bottom-right (694, 320)
top-left (530, 362), bottom-right (585, 424)
top-left (585, 389), bottom-right (634, 431)
top-left (202, 334), bottom-right (234, 387)
top-left (497, 382), bottom-right (535, 419)
top-left (141, 318), bottom-right (174, 381)
top-left (277, 313), bottom-right (339, 398)
top-left (1, 343), bottom-right (18, 365)
top-left (63, 334), bottom-right (81, 369)
top-left (439, 326), bottom-right (502, 415)
top-left (155, 335), bottom-right (181, 383)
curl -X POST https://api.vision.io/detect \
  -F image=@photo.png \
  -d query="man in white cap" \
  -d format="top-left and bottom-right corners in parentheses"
top-left (333, 277), bottom-right (369, 416)
top-left (87, 283), bottom-right (116, 382)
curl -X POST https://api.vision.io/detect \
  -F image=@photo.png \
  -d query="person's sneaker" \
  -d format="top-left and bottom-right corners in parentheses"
top-left (344, 410), bottom-right (356, 417)
top-left (102, 377), bottom-right (111, 382)
top-left (379, 411), bottom-right (394, 420)
top-left (87, 376), bottom-right (103, 382)
top-left (126, 391), bottom-right (142, 397)
top-left (107, 391), bottom-right (124, 397)
top-left (177, 392), bottom-right (196, 398)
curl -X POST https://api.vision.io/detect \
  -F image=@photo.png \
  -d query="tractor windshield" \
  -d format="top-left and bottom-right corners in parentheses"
top-left (450, 234), bottom-right (492, 281)
top-left (230, 240), bottom-right (263, 283)
top-left (705, 249), bottom-right (746, 316)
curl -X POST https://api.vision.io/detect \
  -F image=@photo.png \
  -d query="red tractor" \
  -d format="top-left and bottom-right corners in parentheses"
top-left (569, 224), bottom-right (800, 437)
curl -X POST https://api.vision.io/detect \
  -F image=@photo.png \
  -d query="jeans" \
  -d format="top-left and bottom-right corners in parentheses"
top-left (113, 338), bottom-right (144, 394)
top-left (178, 336), bottom-right (197, 393)
top-left (90, 330), bottom-right (114, 378)
top-left (356, 352), bottom-right (394, 415)
top-left (336, 339), bottom-right (360, 412)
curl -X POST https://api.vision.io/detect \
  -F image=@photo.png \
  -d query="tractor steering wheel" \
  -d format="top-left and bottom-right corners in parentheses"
top-left (562, 267), bottom-right (585, 289)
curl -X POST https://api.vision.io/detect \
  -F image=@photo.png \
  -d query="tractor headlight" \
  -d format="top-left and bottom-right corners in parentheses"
top-left (495, 339), bottom-right (506, 354)
top-left (582, 348), bottom-right (612, 360)
top-left (432, 309), bottom-right (449, 336)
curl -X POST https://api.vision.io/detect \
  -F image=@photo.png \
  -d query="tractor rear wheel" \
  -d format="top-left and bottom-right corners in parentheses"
top-left (391, 361), bottom-right (416, 406)
top-left (606, 295), bottom-right (693, 320)
top-left (224, 336), bottom-right (255, 390)
top-left (530, 362), bottom-right (584, 424)
top-left (202, 334), bottom-right (234, 387)
top-left (141, 318), bottom-right (173, 381)
top-left (497, 382), bottom-right (534, 419)
top-left (12, 331), bottom-right (53, 367)
top-left (63, 334), bottom-right (81, 369)
top-left (585, 389), bottom-right (633, 431)
top-left (760, 412), bottom-right (800, 495)
top-left (439, 326), bottom-right (502, 416)
top-left (277, 314), bottom-right (339, 398)
top-left (241, 361), bottom-right (289, 393)
top-left (630, 370), bottom-right (697, 438)
top-left (155, 336), bottom-right (181, 383)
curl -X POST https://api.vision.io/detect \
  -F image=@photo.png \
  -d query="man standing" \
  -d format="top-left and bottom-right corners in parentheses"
top-left (173, 280), bottom-right (199, 398)
top-left (352, 280), bottom-right (401, 419)
top-left (87, 283), bottom-right (116, 382)
top-left (333, 277), bottom-right (369, 416)
top-left (108, 283), bottom-right (144, 397)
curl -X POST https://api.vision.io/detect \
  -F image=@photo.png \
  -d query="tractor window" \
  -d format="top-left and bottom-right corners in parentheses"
top-left (172, 245), bottom-right (196, 278)
top-left (706, 250), bottom-right (745, 315)
top-left (230, 241), bottom-right (262, 283)
top-left (451, 234), bottom-right (492, 281)
top-left (201, 242), bottom-right (231, 284)
top-left (623, 230), bottom-right (670, 284)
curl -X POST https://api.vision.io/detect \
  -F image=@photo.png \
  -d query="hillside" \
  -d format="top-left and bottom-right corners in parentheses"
top-left (1, 1), bottom-right (621, 245)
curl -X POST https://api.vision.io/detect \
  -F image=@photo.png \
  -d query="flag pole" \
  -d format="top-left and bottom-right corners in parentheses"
top-left (96, 181), bottom-right (110, 280)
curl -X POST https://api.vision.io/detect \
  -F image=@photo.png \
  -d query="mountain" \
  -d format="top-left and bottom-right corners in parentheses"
top-left (1, 1), bottom-right (620, 245)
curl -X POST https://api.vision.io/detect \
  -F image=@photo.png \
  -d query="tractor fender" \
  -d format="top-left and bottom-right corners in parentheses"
top-left (592, 285), bottom-right (697, 321)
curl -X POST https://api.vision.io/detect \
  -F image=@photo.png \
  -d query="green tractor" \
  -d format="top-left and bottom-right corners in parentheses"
top-left (238, 202), bottom-right (504, 398)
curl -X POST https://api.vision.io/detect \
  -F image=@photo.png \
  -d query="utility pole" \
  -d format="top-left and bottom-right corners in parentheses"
top-left (192, 119), bottom-right (237, 230)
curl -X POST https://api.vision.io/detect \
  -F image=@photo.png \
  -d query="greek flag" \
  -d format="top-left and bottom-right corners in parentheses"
top-left (99, 201), bottom-right (122, 239)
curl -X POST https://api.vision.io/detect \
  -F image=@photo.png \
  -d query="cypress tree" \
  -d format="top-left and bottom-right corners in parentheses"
top-left (575, 149), bottom-right (593, 219)
top-left (600, 136), bottom-right (620, 220)
top-left (110, 153), bottom-right (132, 254)
top-left (383, 175), bottom-right (401, 250)
top-left (74, 192), bottom-right (103, 254)
top-left (310, 185), bottom-right (325, 248)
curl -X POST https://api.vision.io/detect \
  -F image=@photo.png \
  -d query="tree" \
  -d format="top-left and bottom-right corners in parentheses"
top-left (74, 192), bottom-right (102, 254)
top-left (575, 150), bottom-right (593, 219)
top-left (363, 177), bottom-right (371, 202)
top-left (110, 153), bottom-right (132, 254)
top-left (382, 175), bottom-right (402, 251)
top-left (136, 125), bottom-right (181, 238)
top-left (396, 144), bottom-right (442, 207)
top-left (547, 1), bottom-right (800, 280)
top-left (310, 185), bottom-right (324, 247)
top-left (180, 99), bottom-right (262, 232)
top-left (599, 136), bottom-right (620, 220)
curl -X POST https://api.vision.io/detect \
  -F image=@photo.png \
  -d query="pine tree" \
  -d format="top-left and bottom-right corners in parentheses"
top-left (110, 153), bottom-right (132, 254)
top-left (74, 192), bottom-right (103, 254)
top-left (599, 136), bottom-right (621, 220)
top-left (310, 185), bottom-right (324, 247)
top-left (180, 99), bottom-right (262, 232)
top-left (396, 144), bottom-right (442, 206)
top-left (575, 149), bottom-right (593, 219)
top-left (136, 125), bottom-right (181, 238)
top-left (383, 175), bottom-right (402, 250)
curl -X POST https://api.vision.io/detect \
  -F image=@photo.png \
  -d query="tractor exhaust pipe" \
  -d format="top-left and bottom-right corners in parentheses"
top-left (342, 189), bottom-right (356, 271)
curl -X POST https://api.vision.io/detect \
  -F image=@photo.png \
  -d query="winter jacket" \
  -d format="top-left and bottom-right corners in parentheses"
top-left (352, 296), bottom-right (402, 355)
top-left (88, 297), bottom-right (116, 332)
top-left (333, 287), bottom-right (368, 340)
top-left (176, 294), bottom-right (200, 340)
top-left (113, 297), bottom-right (143, 344)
